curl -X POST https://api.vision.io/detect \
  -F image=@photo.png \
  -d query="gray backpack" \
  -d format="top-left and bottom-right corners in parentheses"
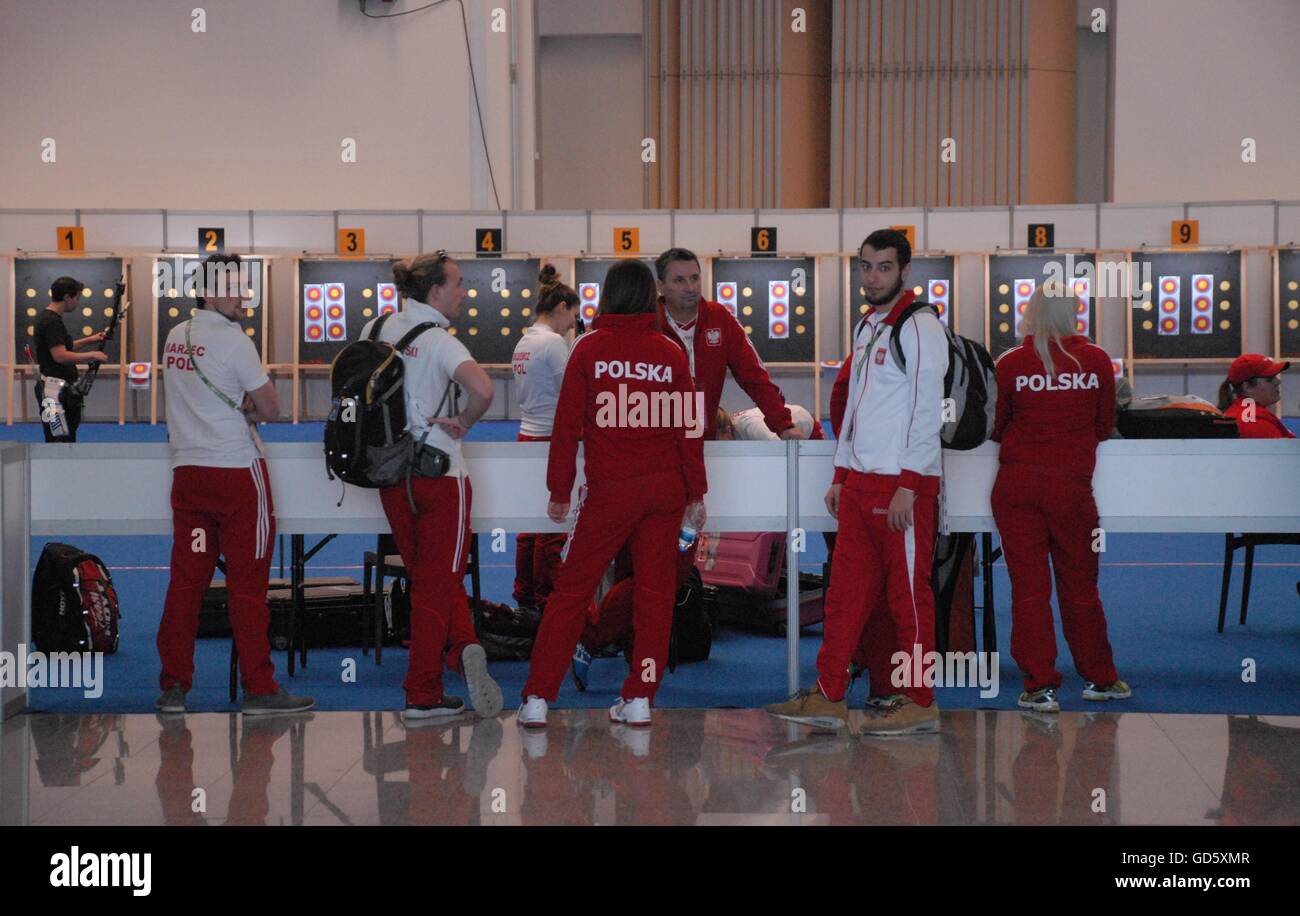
top-left (856, 300), bottom-right (997, 450)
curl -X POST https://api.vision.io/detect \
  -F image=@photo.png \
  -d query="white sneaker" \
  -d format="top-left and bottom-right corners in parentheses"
top-left (610, 724), bottom-right (651, 757)
top-left (519, 728), bottom-right (549, 759)
top-left (609, 696), bottom-right (651, 727)
top-left (517, 695), bottom-right (548, 729)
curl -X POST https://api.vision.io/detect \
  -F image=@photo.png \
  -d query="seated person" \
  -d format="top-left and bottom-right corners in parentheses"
top-left (1218, 354), bottom-right (1294, 438)
top-left (570, 405), bottom-right (821, 690)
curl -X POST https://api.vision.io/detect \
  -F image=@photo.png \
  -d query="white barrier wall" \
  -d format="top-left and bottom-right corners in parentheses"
top-left (5, 437), bottom-right (1300, 717)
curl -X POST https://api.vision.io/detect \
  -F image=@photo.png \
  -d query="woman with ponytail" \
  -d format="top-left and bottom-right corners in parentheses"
top-left (359, 251), bottom-right (503, 722)
top-left (1217, 354), bottom-right (1294, 438)
top-left (510, 264), bottom-right (581, 612)
top-left (990, 282), bottom-right (1130, 714)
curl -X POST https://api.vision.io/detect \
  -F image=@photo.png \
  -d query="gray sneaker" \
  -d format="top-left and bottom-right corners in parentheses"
top-left (242, 688), bottom-right (315, 716)
top-left (155, 685), bottom-right (187, 714)
top-left (461, 644), bottom-right (503, 718)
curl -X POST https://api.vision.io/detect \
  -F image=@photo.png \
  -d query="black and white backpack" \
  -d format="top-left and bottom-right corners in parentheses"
top-left (324, 313), bottom-right (457, 509)
top-left (855, 301), bottom-right (997, 450)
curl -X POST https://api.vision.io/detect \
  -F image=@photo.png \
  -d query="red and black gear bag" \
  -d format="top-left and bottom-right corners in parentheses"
top-left (32, 542), bottom-right (120, 654)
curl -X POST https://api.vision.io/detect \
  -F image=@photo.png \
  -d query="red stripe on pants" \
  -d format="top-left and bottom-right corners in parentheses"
top-left (524, 470), bottom-right (685, 703)
top-left (158, 462), bottom-right (278, 696)
top-left (381, 475), bottom-right (479, 706)
top-left (816, 472), bottom-right (937, 705)
top-left (990, 465), bottom-right (1119, 692)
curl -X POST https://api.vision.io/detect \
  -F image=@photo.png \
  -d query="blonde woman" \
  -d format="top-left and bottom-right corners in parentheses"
top-left (990, 282), bottom-right (1129, 713)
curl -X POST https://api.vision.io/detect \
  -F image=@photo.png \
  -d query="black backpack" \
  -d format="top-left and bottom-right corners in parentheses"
top-left (472, 600), bottom-right (543, 661)
top-left (669, 567), bottom-right (712, 669)
top-left (32, 543), bottom-right (120, 654)
top-left (857, 301), bottom-right (998, 450)
top-left (324, 313), bottom-right (457, 508)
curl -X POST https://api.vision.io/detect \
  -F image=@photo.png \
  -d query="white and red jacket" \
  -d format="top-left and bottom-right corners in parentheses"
top-left (548, 312), bottom-right (707, 505)
top-left (833, 291), bottom-right (949, 493)
top-left (658, 298), bottom-right (794, 440)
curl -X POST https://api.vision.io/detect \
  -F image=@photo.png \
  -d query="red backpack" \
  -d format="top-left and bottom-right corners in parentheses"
top-left (32, 543), bottom-right (121, 654)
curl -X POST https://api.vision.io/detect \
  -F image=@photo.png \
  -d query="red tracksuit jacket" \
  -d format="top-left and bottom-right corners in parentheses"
top-left (659, 298), bottom-right (794, 440)
top-left (991, 335), bottom-right (1116, 477)
top-left (548, 312), bottom-right (707, 504)
top-left (830, 358), bottom-right (851, 437)
top-left (1224, 397), bottom-right (1296, 438)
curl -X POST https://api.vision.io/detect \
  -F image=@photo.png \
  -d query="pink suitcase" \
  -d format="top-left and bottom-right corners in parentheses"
top-left (695, 532), bottom-right (786, 594)
top-left (696, 533), bottom-right (825, 634)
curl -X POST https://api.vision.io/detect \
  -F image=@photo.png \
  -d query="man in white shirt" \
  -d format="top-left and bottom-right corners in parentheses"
top-left (156, 253), bottom-right (313, 716)
top-left (767, 229), bottom-right (948, 736)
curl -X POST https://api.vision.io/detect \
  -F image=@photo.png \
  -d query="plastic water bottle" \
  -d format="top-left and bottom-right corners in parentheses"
top-left (678, 525), bottom-right (698, 553)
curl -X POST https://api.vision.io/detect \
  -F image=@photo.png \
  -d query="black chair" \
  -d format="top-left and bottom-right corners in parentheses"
top-left (362, 535), bottom-right (407, 665)
top-left (361, 534), bottom-right (482, 665)
top-left (1217, 533), bottom-right (1300, 632)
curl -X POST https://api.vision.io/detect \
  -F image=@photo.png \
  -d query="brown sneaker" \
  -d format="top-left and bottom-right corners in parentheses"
top-left (865, 694), bottom-right (903, 714)
top-left (859, 696), bottom-right (940, 737)
top-left (765, 687), bottom-right (848, 731)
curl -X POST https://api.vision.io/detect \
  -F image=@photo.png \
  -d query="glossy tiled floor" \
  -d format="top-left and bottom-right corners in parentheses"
top-left (2, 708), bottom-right (1297, 826)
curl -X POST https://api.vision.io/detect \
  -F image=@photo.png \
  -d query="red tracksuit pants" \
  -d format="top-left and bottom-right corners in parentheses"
top-left (826, 531), bottom-right (900, 697)
top-left (380, 475), bottom-right (478, 706)
top-left (513, 433), bottom-right (566, 609)
top-left (523, 469), bottom-right (686, 703)
top-left (990, 465), bottom-right (1119, 692)
top-left (158, 462), bottom-right (278, 696)
top-left (816, 471), bottom-right (937, 706)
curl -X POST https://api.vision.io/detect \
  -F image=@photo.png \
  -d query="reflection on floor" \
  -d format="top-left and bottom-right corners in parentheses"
top-left (2, 709), bottom-right (1297, 826)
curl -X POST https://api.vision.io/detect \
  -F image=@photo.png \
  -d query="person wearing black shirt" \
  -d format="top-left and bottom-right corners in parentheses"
top-left (33, 276), bottom-right (107, 442)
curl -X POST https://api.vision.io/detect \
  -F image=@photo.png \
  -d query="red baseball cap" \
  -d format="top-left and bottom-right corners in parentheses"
top-left (1228, 353), bottom-right (1290, 385)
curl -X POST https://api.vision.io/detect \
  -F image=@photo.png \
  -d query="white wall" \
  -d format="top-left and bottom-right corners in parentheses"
top-left (0, 0), bottom-right (527, 210)
top-left (1112, 0), bottom-right (1300, 203)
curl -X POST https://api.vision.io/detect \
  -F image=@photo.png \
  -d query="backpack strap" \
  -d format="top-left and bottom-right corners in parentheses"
top-left (887, 300), bottom-right (939, 371)
top-left (392, 320), bottom-right (438, 353)
top-left (367, 312), bottom-right (394, 342)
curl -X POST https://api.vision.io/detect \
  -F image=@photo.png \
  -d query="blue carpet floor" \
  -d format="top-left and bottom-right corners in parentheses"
top-left (9, 419), bottom-right (1300, 717)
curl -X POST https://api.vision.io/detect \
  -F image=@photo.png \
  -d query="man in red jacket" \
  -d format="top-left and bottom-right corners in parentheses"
top-left (655, 248), bottom-right (803, 441)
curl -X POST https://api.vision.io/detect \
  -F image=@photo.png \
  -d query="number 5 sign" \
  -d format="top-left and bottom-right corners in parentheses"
top-left (613, 227), bottom-right (640, 254)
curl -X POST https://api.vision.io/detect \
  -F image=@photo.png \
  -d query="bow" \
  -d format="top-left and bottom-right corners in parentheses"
top-left (73, 279), bottom-right (129, 399)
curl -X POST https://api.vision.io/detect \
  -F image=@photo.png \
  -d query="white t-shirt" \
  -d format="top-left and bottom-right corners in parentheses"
top-left (512, 323), bottom-right (570, 437)
top-left (163, 309), bottom-right (269, 469)
top-left (731, 405), bottom-right (815, 440)
top-left (664, 312), bottom-right (698, 379)
top-left (360, 298), bottom-right (474, 479)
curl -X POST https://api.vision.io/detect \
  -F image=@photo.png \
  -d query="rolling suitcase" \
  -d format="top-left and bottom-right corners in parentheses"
top-left (696, 533), bottom-right (825, 634)
top-left (694, 532), bottom-right (785, 594)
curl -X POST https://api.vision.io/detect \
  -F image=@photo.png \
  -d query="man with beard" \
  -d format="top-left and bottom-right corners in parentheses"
top-left (767, 228), bottom-right (948, 736)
